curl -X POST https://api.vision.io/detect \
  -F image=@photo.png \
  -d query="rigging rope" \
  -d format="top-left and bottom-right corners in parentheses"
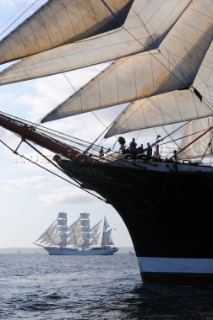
top-left (0, 0), bottom-right (45, 38)
top-left (0, 137), bottom-right (106, 202)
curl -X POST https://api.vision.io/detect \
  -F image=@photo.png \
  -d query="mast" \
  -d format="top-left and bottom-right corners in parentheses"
top-left (56, 212), bottom-right (68, 247)
top-left (77, 213), bottom-right (91, 249)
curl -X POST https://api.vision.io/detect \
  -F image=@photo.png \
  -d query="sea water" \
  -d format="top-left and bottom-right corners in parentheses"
top-left (0, 252), bottom-right (213, 319)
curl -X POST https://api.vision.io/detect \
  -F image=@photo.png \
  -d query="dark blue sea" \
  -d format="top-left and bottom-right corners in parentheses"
top-left (0, 252), bottom-right (213, 320)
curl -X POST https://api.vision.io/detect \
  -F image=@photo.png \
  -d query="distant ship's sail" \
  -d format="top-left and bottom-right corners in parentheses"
top-left (0, 0), bottom-right (133, 65)
top-left (0, 0), bottom-right (192, 85)
top-left (34, 221), bottom-right (56, 246)
top-left (77, 212), bottom-right (91, 248)
top-left (101, 216), bottom-right (115, 246)
top-left (40, 0), bottom-right (213, 123)
top-left (34, 212), bottom-right (116, 250)
top-left (35, 212), bottom-right (68, 247)
top-left (89, 220), bottom-right (102, 246)
top-left (66, 217), bottom-right (81, 246)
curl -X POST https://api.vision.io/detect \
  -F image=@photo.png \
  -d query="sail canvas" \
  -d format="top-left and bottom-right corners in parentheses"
top-left (0, 0), bottom-right (213, 286)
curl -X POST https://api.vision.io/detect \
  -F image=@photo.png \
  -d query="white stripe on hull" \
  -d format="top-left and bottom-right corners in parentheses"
top-left (138, 257), bottom-right (213, 274)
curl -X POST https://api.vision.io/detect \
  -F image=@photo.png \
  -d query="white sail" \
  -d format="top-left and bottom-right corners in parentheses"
top-left (0, 0), bottom-right (132, 65)
top-left (102, 229), bottom-right (114, 246)
top-left (105, 41), bottom-right (213, 137)
top-left (34, 220), bottom-right (56, 243)
top-left (0, 0), bottom-right (192, 85)
top-left (35, 212), bottom-right (116, 250)
top-left (66, 217), bottom-right (81, 246)
top-left (76, 212), bottom-right (91, 248)
top-left (178, 117), bottom-right (213, 160)
top-left (35, 221), bottom-right (59, 246)
top-left (55, 211), bottom-right (68, 246)
top-left (101, 217), bottom-right (115, 246)
top-left (89, 220), bottom-right (102, 246)
top-left (35, 212), bottom-right (68, 247)
top-left (41, 0), bottom-right (213, 123)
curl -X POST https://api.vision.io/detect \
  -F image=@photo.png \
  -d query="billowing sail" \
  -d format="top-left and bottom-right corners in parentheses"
top-left (105, 41), bottom-right (213, 137)
top-left (34, 212), bottom-right (68, 247)
top-left (89, 220), bottom-right (102, 246)
top-left (34, 221), bottom-right (57, 246)
top-left (0, 0), bottom-right (192, 85)
top-left (178, 117), bottom-right (213, 160)
top-left (41, 0), bottom-right (213, 123)
top-left (102, 229), bottom-right (114, 246)
top-left (34, 212), bottom-right (117, 254)
top-left (66, 217), bottom-right (81, 246)
top-left (0, 0), bottom-right (132, 65)
top-left (101, 217), bottom-right (114, 246)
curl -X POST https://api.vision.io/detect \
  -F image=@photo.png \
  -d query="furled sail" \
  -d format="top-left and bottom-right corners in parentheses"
top-left (77, 212), bottom-right (91, 248)
top-left (0, 0), bottom-right (133, 65)
top-left (0, 0), bottom-right (192, 85)
top-left (105, 41), bottom-right (213, 137)
top-left (56, 212), bottom-right (67, 247)
top-left (178, 117), bottom-right (213, 160)
top-left (41, 0), bottom-right (213, 123)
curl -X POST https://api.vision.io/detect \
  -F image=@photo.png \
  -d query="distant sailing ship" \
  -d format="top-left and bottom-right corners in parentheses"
top-left (1, 0), bottom-right (213, 285)
top-left (34, 212), bottom-right (118, 255)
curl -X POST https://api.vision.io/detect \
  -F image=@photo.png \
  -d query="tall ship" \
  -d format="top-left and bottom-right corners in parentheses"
top-left (34, 212), bottom-right (118, 255)
top-left (0, 0), bottom-right (213, 285)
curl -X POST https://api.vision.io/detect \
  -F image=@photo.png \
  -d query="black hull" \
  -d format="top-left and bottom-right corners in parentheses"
top-left (141, 272), bottom-right (213, 286)
top-left (54, 156), bottom-right (213, 285)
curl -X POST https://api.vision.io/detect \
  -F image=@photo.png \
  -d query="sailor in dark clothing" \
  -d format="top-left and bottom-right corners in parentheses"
top-left (118, 136), bottom-right (126, 153)
top-left (129, 138), bottom-right (137, 150)
top-left (147, 142), bottom-right (152, 158)
top-left (138, 143), bottom-right (144, 153)
top-left (173, 150), bottom-right (178, 161)
top-left (99, 146), bottom-right (104, 158)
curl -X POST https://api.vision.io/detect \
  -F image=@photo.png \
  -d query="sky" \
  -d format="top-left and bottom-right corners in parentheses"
top-left (0, 0), bottom-right (137, 249)
top-left (0, 0), bottom-right (210, 251)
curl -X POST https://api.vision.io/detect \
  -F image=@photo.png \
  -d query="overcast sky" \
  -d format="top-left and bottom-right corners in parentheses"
top-left (0, 0), bottom-right (138, 249)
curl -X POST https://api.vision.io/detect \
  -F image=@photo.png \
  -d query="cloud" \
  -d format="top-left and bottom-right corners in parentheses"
top-left (38, 187), bottom-right (98, 207)
top-left (0, 175), bottom-right (57, 192)
top-left (0, 174), bottom-right (101, 207)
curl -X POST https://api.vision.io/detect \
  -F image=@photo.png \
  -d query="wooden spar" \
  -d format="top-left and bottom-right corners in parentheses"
top-left (0, 112), bottom-right (96, 163)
